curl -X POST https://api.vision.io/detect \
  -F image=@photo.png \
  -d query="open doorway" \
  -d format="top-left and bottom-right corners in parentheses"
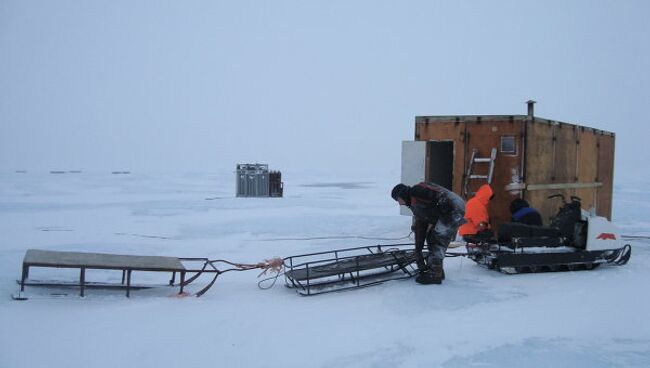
top-left (427, 141), bottom-right (454, 190)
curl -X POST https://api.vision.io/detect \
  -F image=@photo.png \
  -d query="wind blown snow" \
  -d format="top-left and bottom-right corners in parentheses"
top-left (1, 171), bottom-right (649, 367)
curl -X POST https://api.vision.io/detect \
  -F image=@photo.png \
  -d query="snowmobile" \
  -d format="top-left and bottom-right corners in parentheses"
top-left (465, 195), bottom-right (631, 274)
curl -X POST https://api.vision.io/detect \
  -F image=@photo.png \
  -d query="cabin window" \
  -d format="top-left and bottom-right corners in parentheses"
top-left (500, 136), bottom-right (516, 154)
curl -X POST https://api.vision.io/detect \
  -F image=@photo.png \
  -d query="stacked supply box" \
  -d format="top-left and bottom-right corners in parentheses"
top-left (236, 164), bottom-right (283, 197)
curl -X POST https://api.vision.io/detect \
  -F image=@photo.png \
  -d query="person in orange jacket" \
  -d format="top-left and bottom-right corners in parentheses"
top-left (459, 184), bottom-right (494, 241)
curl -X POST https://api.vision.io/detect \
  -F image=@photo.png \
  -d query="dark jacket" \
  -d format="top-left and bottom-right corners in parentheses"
top-left (510, 199), bottom-right (543, 226)
top-left (408, 182), bottom-right (465, 226)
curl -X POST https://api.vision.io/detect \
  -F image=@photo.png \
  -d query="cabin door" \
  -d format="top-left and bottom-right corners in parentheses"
top-left (400, 140), bottom-right (454, 216)
top-left (427, 141), bottom-right (454, 190)
top-left (400, 141), bottom-right (426, 216)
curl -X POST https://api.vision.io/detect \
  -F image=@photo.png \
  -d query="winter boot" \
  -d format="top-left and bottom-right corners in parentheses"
top-left (425, 253), bottom-right (445, 281)
top-left (415, 270), bottom-right (436, 285)
top-left (430, 259), bottom-right (444, 284)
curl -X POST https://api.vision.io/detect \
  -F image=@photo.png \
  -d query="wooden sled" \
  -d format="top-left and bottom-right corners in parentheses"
top-left (13, 249), bottom-right (249, 300)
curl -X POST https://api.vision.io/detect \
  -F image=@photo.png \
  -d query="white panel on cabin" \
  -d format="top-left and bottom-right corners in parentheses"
top-left (400, 141), bottom-right (426, 216)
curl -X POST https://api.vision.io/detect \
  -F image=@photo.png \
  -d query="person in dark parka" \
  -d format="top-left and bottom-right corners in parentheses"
top-left (391, 182), bottom-right (466, 285)
top-left (509, 198), bottom-right (543, 226)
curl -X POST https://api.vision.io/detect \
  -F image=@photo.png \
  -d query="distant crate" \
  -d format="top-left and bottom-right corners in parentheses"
top-left (236, 164), bottom-right (283, 198)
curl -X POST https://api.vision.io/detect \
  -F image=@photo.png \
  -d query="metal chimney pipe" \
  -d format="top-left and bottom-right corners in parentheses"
top-left (526, 100), bottom-right (536, 117)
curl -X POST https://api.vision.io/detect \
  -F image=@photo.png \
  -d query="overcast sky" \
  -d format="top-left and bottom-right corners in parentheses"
top-left (1, 0), bottom-right (648, 179)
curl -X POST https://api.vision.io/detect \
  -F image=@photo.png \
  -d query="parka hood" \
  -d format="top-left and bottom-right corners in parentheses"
top-left (474, 184), bottom-right (493, 206)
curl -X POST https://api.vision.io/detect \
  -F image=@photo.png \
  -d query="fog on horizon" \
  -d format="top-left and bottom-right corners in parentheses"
top-left (1, 1), bottom-right (649, 180)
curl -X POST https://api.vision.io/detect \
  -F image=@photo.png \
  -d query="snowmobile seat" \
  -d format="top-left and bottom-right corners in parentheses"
top-left (497, 222), bottom-right (563, 243)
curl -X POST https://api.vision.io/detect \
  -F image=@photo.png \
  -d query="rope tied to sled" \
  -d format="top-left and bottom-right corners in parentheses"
top-left (235, 257), bottom-right (287, 289)
top-left (217, 257), bottom-right (284, 275)
top-left (175, 257), bottom-right (285, 297)
top-left (214, 257), bottom-right (286, 290)
top-left (253, 258), bottom-right (286, 290)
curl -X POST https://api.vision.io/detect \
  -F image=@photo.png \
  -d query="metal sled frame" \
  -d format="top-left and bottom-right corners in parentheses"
top-left (15, 249), bottom-right (247, 299)
top-left (466, 241), bottom-right (632, 274)
top-left (283, 243), bottom-right (420, 296)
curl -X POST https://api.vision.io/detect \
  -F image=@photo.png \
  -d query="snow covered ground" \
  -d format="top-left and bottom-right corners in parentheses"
top-left (1, 171), bottom-right (649, 367)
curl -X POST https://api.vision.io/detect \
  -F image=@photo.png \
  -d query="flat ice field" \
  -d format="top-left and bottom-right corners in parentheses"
top-left (1, 171), bottom-right (649, 368)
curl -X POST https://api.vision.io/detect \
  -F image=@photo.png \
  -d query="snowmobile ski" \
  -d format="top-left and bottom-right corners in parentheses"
top-left (468, 244), bottom-right (631, 274)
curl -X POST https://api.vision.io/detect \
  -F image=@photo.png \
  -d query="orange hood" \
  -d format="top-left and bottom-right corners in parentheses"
top-left (474, 184), bottom-right (493, 206)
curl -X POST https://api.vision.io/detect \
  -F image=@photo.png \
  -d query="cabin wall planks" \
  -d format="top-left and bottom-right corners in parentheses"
top-left (413, 115), bottom-right (614, 230)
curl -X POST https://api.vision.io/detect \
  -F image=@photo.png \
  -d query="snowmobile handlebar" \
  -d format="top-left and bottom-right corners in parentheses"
top-left (547, 194), bottom-right (566, 202)
top-left (547, 194), bottom-right (582, 204)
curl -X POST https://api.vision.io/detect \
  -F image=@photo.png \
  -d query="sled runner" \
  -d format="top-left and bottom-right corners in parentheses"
top-left (283, 243), bottom-right (421, 296)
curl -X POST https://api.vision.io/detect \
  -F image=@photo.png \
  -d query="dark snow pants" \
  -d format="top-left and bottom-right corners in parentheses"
top-left (415, 214), bottom-right (463, 271)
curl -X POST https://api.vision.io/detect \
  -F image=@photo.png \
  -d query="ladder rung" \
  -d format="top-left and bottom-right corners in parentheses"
top-left (464, 147), bottom-right (497, 197)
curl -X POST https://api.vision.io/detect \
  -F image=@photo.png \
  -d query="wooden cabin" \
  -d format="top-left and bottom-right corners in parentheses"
top-left (401, 101), bottom-right (615, 230)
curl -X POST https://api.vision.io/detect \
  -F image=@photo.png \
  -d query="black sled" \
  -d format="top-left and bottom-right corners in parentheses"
top-left (283, 243), bottom-right (422, 296)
